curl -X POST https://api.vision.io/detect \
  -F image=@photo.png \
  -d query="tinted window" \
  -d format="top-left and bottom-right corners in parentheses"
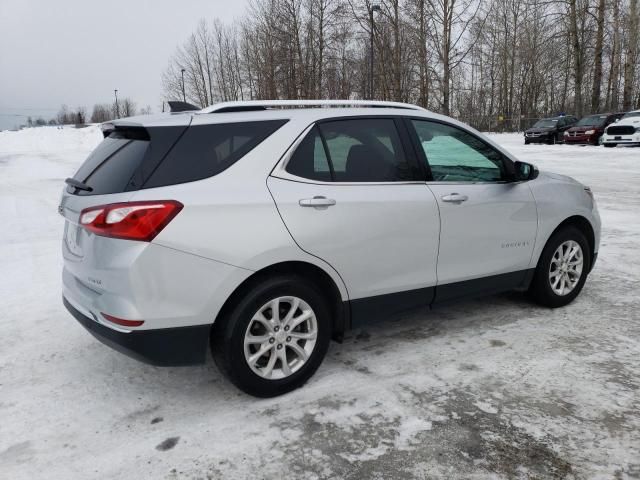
top-left (69, 129), bottom-right (150, 196)
top-left (319, 119), bottom-right (411, 182)
top-left (144, 120), bottom-right (287, 188)
top-left (412, 120), bottom-right (505, 182)
top-left (286, 127), bottom-right (332, 181)
top-left (533, 119), bottom-right (558, 128)
top-left (577, 115), bottom-right (608, 126)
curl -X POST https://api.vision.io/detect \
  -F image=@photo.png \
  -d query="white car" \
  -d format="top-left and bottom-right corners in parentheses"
top-left (60, 100), bottom-right (601, 397)
top-left (602, 110), bottom-right (640, 147)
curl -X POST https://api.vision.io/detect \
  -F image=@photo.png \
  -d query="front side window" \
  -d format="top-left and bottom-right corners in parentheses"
top-left (412, 120), bottom-right (506, 182)
top-left (286, 118), bottom-right (413, 182)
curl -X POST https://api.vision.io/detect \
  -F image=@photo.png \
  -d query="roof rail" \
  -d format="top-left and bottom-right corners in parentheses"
top-left (200, 99), bottom-right (426, 114)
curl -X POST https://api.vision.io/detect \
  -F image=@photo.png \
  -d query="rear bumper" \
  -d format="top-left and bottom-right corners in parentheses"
top-left (63, 296), bottom-right (209, 366)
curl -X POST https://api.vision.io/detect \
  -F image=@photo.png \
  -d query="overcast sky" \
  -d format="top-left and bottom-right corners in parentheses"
top-left (0, 0), bottom-right (248, 124)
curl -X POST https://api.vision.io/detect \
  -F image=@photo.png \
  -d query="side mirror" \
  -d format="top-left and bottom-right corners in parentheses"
top-left (514, 161), bottom-right (539, 181)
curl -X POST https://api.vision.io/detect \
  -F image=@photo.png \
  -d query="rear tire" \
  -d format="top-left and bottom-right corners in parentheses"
top-left (529, 226), bottom-right (591, 308)
top-left (211, 275), bottom-right (331, 397)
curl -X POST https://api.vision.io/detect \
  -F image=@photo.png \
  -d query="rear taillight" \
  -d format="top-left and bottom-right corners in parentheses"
top-left (79, 200), bottom-right (183, 242)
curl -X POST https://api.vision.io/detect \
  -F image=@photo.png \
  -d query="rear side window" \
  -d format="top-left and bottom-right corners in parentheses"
top-left (144, 120), bottom-right (287, 188)
top-left (286, 127), bottom-right (332, 181)
top-left (286, 118), bottom-right (413, 182)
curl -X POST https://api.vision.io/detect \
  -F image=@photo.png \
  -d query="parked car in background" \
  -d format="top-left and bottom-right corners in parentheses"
top-left (524, 115), bottom-right (578, 144)
top-left (564, 112), bottom-right (625, 145)
top-left (602, 110), bottom-right (640, 147)
top-left (60, 100), bottom-right (601, 397)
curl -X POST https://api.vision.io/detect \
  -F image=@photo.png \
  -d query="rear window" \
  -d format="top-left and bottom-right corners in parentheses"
top-left (69, 128), bottom-right (151, 196)
top-left (143, 120), bottom-right (288, 188)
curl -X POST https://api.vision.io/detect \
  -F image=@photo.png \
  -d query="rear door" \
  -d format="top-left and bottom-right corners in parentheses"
top-left (268, 117), bottom-right (440, 325)
top-left (407, 119), bottom-right (538, 302)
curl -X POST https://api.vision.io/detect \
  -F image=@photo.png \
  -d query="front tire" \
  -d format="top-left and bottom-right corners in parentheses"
top-left (211, 275), bottom-right (331, 397)
top-left (529, 226), bottom-right (591, 308)
top-left (604, 143), bottom-right (616, 148)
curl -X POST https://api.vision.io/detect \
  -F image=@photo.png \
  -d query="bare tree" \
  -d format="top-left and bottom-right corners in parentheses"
top-left (160, 0), bottom-right (640, 130)
top-left (90, 104), bottom-right (112, 123)
top-left (623, 0), bottom-right (639, 110)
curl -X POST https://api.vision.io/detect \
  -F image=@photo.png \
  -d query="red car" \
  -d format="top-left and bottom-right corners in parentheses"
top-left (564, 112), bottom-right (625, 145)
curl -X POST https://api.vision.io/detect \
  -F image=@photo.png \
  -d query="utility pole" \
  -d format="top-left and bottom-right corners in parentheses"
top-left (181, 69), bottom-right (186, 102)
top-left (369, 4), bottom-right (381, 100)
top-left (114, 89), bottom-right (119, 119)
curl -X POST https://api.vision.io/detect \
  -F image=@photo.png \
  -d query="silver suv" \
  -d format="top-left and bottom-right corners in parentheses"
top-left (60, 100), bottom-right (601, 397)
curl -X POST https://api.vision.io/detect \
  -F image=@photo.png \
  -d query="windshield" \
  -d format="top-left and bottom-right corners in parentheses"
top-left (622, 111), bottom-right (640, 119)
top-left (576, 115), bottom-right (607, 126)
top-left (533, 119), bottom-right (558, 128)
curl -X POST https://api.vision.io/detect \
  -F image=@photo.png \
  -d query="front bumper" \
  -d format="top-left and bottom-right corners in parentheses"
top-left (602, 133), bottom-right (640, 146)
top-left (524, 132), bottom-right (555, 143)
top-left (63, 296), bottom-right (210, 366)
top-left (564, 133), bottom-right (598, 144)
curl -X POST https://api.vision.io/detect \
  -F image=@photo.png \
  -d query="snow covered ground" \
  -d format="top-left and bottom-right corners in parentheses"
top-left (1, 126), bottom-right (639, 479)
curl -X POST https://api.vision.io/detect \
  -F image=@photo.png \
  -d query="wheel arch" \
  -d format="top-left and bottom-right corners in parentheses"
top-left (544, 215), bottom-right (596, 268)
top-left (212, 261), bottom-right (349, 341)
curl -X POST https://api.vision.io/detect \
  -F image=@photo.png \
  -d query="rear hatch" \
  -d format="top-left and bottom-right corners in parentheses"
top-left (60, 121), bottom-right (189, 260)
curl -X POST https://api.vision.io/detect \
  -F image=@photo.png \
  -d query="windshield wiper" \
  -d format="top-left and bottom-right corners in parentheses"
top-left (65, 178), bottom-right (93, 192)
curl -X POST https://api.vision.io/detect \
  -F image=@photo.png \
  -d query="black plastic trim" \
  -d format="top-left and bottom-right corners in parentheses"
top-left (63, 297), bottom-right (209, 366)
top-left (350, 287), bottom-right (434, 328)
top-left (433, 270), bottom-right (532, 304)
top-left (345, 269), bottom-right (535, 328)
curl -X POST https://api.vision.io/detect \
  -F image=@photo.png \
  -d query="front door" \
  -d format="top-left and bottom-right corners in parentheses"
top-left (408, 119), bottom-right (538, 301)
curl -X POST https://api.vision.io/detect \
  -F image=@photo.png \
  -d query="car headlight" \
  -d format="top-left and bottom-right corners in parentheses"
top-left (585, 130), bottom-right (595, 135)
top-left (635, 127), bottom-right (640, 133)
top-left (564, 131), bottom-right (569, 135)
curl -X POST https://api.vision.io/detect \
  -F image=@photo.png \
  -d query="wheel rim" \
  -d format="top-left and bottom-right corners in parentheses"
top-left (243, 296), bottom-right (318, 380)
top-left (549, 240), bottom-right (584, 296)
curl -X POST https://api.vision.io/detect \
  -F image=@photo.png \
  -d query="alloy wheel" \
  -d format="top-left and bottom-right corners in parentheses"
top-left (243, 296), bottom-right (318, 380)
top-left (548, 240), bottom-right (584, 296)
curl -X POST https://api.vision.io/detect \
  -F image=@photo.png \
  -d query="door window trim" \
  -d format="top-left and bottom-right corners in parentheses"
top-left (272, 115), bottom-right (425, 185)
top-left (404, 116), bottom-right (517, 185)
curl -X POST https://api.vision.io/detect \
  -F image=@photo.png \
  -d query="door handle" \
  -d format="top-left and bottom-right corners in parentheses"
top-left (441, 193), bottom-right (469, 203)
top-left (299, 196), bottom-right (336, 209)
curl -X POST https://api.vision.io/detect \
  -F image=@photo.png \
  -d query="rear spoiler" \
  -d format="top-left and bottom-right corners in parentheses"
top-left (168, 101), bottom-right (199, 113)
top-left (100, 122), bottom-right (150, 139)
